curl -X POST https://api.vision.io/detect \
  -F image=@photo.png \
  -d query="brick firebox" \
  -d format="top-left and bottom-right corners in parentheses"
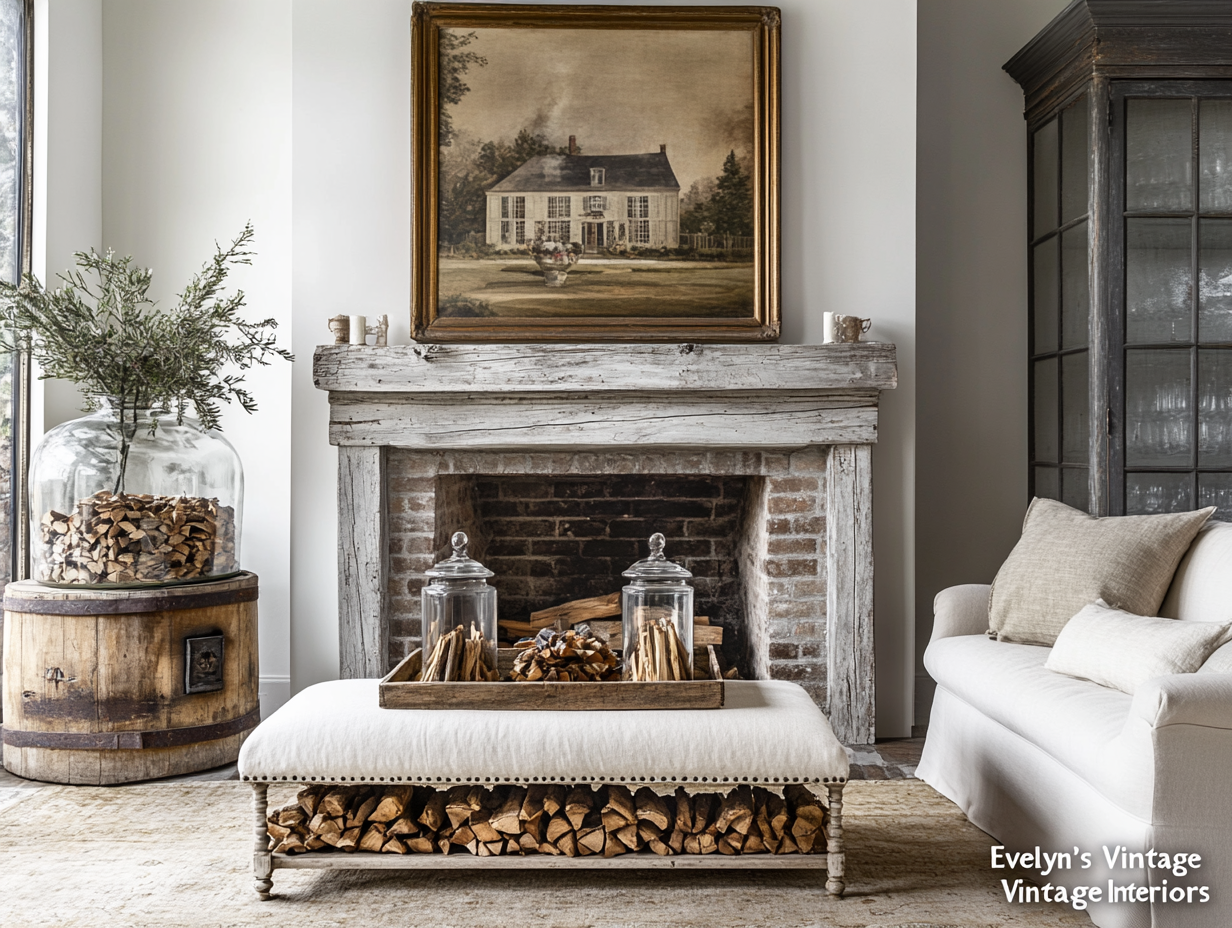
top-left (385, 450), bottom-right (829, 703)
top-left (315, 342), bottom-right (896, 743)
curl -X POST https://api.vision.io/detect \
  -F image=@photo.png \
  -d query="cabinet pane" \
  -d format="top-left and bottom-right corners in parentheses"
top-left (1062, 351), bottom-right (1089, 463)
top-left (1126, 472), bottom-right (1195, 514)
top-left (1199, 473), bottom-right (1232, 521)
top-left (1062, 468), bottom-right (1089, 512)
top-left (1126, 218), bottom-right (1192, 344)
top-left (1126, 349), bottom-right (1192, 467)
top-left (1034, 357), bottom-right (1058, 463)
top-left (1199, 348), bottom-right (1232, 466)
top-left (1199, 99), bottom-right (1232, 211)
top-left (1062, 223), bottom-right (1089, 348)
top-left (1127, 99), bottom-right (1193, 211)
top-left (1034, 466), bottom-right (1059, 502)
top-left (1034, 237), bottom-right (1059, 353)
top-left (1034, 118), bottom-right (1059, 235)
top-left (1199, 218), bottom-right (1232, 342)
top-left (1062, 97), bottom-right (1089, 223)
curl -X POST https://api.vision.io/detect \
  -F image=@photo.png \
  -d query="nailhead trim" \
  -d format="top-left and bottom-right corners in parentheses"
top-left (242, 773), bottom-right (844, 785)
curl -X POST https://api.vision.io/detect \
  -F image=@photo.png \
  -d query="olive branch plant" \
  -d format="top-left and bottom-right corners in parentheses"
top-left (0, 223), bottom-right (293, 493)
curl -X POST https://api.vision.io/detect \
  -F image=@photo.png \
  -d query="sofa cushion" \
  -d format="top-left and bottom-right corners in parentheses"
top-left (238, 679), bottom-right (850, 784)
top-left (1160, 520), bottom-right (1232, 625)
top-left (989, 498), bottom-right (1214, 646)
top-left (1045, 600), bottom-right (1232, 694)
top-left (924, 634), bottom-right (1153, 818)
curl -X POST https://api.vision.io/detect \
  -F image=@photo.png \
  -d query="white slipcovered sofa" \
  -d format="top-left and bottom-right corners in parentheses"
top-left (917, 520), bottom-right (1232, 928)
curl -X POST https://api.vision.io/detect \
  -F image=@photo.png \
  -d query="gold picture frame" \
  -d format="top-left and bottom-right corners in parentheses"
top-left (411, 2), bottom-right (780, 342)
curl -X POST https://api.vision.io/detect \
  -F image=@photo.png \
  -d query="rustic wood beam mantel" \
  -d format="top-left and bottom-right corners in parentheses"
top-left (314, 342), bottom-right (896, 744)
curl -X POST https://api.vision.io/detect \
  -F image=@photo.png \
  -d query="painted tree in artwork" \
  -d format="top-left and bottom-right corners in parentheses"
top-left (709, 150), bottom-right (753, 237)
top-left (438, 30), bottom-right (486, 148)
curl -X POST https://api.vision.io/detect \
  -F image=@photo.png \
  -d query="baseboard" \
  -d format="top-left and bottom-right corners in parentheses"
top-left (914, 672), bottom-right (935, 730)
top-left (259, 675), bottom-right (291, 719)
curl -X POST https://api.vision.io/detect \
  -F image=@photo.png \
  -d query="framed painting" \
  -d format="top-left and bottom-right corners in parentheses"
top-left (411, 2), bottom-right (780, 342)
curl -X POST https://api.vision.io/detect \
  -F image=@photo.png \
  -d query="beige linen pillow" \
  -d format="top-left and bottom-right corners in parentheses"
top-left (989, 499), bottom-right (1214, 646)
top-left (1045, 600), bottom-right (1232, 694)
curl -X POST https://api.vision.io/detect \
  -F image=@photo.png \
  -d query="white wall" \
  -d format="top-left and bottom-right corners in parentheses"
top-left (36, 0), bottom-right (917, 735)
top-left (33, 0), bottom-right (101, 434)
top-left (289, 0), bottom-right (411, 692)
top-left (98, 0), bottom-right (293, 715)
top-left (914, 0), bottom-right (1070, 723)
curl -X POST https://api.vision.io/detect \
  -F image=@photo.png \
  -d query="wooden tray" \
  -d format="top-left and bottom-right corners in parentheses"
top-left (378, 646), bottom-right (725, 710)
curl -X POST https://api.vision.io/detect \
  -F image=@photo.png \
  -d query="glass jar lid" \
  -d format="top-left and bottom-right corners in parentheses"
top-left (425, 531), bottom-right (494, 580)
top-left (622, 532), bottom-right (693, 581)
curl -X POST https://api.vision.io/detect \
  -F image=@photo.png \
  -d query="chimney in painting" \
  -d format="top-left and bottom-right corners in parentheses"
top-left (660, 143), bottom-right (667, 153)
top-left (568, 135), bottom-right (578, 155)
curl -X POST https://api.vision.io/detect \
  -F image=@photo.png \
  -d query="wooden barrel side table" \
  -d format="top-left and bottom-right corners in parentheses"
top-left (1, 571), bottom-right (259, 785)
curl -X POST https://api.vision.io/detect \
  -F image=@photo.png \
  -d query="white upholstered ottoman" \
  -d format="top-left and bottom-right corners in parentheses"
top-left (240, 679), bottom-right (850, 895)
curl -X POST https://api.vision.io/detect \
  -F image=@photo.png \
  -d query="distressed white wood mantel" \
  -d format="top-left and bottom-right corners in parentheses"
top-left (314, 343), bottom-right (897, 744)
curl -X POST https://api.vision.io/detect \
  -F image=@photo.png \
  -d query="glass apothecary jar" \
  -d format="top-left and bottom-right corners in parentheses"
top-left (29, 400), bottom-right (243, 587)
top-left (622, 533), bottom-right (694, 681)
top-left (420, 531), bottom-right (498, 681)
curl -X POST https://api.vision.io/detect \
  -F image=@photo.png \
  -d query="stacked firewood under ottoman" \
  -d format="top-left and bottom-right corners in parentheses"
top-left (267, 781), bottom-right (830, 858)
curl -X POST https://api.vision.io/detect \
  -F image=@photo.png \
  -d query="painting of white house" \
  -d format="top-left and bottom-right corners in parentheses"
top-left (435, 25), bottom-right (758, 322)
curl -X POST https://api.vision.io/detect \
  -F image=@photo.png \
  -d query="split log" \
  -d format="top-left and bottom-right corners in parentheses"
top-left (603, 784), bottom-right (637, 825)
top-left (358, 823), bottom-right (387, 852)
top-left (565, 786), bottom-right (594, 829)
top-left (419, 791), bottom-right (447, 831)
top-left (369, 785), bottom-right (415, 823)
top-left (491, 786), bottom-right (527, 835)
top-left (543, 784), bottom-right (566, 817)
top-left (529, 592), bottom-right (621, 627)
top-left (634, 787), bottom-right (671, 831)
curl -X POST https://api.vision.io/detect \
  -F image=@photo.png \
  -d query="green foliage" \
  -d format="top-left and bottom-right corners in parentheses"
top-left (679, 151), bottom-right (753, 237)
top-left (438, 31), bottom-right (487, 148)
top-left (438, 129), bottom-right (575, 244)
top-left (709, 151), bottom-right (753, 237)
top-left (0, 223), bottom-right (293, 432)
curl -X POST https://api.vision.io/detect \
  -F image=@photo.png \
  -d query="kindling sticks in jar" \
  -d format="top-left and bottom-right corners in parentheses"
top-left (621, 534), bottom-right (695, 682)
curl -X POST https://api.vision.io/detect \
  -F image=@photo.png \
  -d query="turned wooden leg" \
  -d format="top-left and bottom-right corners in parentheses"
top-left (252, 782), bottom-right (274, 899)
top-left (825, 782), bottom-right (846, 896)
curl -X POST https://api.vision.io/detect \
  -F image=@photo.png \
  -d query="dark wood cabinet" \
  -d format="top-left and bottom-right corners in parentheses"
top-left (1007, 1), bottom-right (1232, 520)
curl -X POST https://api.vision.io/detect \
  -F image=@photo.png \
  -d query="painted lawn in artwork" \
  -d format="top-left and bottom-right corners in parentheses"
top-left (437, 258), bottom-right (754, 319)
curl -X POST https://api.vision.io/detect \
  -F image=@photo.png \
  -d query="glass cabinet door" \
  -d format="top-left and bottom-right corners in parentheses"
top-left (1030, 95), bottom-right (1090, 511)
top-left (1116, 88), bottom-right (1232, 520)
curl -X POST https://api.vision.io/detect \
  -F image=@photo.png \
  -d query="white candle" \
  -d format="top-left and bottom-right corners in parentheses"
top-left (349, 315), bottom-right (367, 346)
top-left (823, 312), bottom-right (835, 344)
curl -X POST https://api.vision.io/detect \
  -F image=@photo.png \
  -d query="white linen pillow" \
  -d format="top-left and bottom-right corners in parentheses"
top-left (1199, 641), bottom-right (1232, 674)
top-left (1045, 600), bottom-right (1232, 694)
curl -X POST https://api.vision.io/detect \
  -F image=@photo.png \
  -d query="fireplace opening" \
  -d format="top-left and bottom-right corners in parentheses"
top-left (433, 474), bottom-right (750, 674)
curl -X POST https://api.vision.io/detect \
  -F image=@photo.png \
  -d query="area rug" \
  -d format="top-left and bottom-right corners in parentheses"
top-left (0, 779), bottom-right (1091, 928)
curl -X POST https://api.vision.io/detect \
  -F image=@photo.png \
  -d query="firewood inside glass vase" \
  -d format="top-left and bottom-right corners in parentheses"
top-left (420, 532), bottom-right (498, 680)
top-left (621, 534), bottom-right (695, 681)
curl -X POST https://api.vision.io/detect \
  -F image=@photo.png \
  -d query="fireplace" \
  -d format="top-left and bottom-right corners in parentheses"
top-left (315, 342), bottom-right (896, 743)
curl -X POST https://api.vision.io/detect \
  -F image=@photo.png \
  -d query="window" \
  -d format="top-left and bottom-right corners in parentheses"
top-left (0, 0), bottom-right (29, 582)
top-left (547, 220), bottom-right (571, 241)
top-left (627, 195), bottom-right (649, 219)
top-left (587, 195), bottom-right (606, 212)
top-left (515, 220), bottom-right (525, 244)
top-left (548, 196), bottom-right (571, 219)
top-left (500, 221), bottom-right (512, 244)
top-left (590, 168), bottom-right (605, 186)
top-left (500, 196), bottom-right (525, 220)
top-left (630, 220), bottom-right (650, 244)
